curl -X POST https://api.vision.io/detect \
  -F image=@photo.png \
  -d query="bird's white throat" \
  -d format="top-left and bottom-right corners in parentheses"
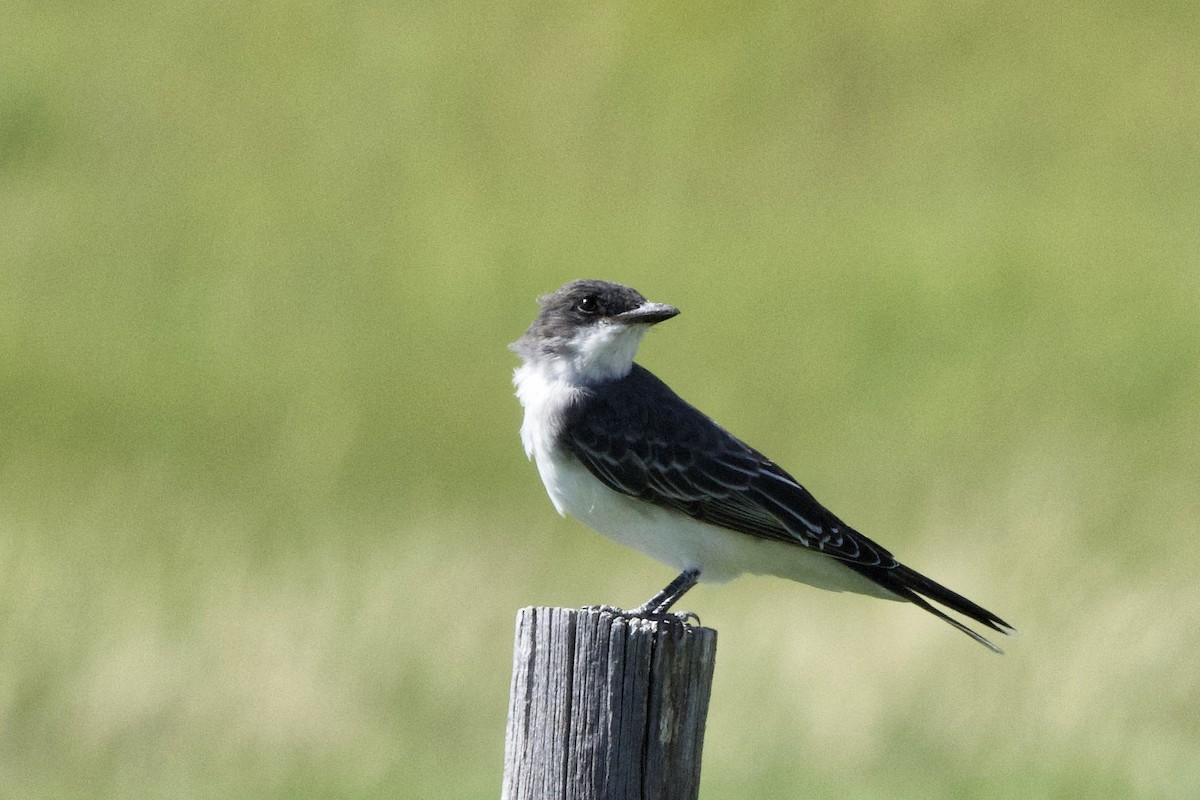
top-left (539, 320), bottom-right (651, 386)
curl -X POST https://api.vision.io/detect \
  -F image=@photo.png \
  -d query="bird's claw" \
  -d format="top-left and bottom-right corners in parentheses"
top-left (580, 604), bottom-right (701, 628)
top-left (670, 609), bottom-right (702, 627)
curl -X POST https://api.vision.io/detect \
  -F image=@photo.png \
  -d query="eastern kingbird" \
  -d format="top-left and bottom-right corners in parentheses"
top-left (511, 279), bottom-right (1013, 652)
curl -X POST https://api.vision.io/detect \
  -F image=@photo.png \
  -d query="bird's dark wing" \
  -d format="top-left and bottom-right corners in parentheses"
top-left (561, 365), bottom-right (896, 569)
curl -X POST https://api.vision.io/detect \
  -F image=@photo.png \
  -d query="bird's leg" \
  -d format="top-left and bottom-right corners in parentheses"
top-left (632, 569), bottom-right (700, 617)
top-left (582, 569), bottom-right (702, 626)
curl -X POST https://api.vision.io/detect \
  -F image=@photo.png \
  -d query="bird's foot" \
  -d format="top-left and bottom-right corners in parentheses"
top-left (581, 604), bottom-right (701, 628)
top-left (670, 609), bottom-right (702, 627)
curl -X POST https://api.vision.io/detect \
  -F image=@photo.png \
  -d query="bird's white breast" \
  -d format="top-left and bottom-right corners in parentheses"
top-left (513, 361), bottom-right (579, 513)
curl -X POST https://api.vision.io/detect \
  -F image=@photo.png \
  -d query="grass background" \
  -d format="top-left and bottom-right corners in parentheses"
top-left (3, 1), bottom-right (1199, 797)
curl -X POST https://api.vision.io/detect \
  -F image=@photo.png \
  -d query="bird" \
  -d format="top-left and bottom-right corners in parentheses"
top-left (510, 278), bottom-right (1013, 652)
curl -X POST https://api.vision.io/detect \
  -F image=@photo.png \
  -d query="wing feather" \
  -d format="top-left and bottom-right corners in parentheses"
top-left (561, 366), bottom-right (897, 569)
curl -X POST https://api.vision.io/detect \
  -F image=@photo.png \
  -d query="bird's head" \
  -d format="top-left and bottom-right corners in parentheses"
top-left (511, 279), bottom-right (679, 384)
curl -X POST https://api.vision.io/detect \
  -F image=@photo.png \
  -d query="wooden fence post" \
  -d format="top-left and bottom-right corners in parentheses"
top-left (501, 606), bottom-right (718, 800)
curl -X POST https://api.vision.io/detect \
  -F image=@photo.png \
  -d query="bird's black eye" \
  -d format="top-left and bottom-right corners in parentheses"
top-left (576, 295), bottom-right (600, 315)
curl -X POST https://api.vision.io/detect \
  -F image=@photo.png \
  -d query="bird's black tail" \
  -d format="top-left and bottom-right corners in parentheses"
top-left (845, 561), bottom-right (1015, 654)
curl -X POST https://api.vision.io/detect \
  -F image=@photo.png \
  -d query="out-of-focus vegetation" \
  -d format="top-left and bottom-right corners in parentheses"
top-left (2, 2), bottom-right (1198, 798)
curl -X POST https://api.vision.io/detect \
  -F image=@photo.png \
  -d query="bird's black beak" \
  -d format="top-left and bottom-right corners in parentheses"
top-left (613, 301), bottom-right (680, 325)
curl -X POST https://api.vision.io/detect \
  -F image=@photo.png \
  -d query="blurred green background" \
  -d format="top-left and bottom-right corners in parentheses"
top-left (3, 1), bottom-right (1198, 797)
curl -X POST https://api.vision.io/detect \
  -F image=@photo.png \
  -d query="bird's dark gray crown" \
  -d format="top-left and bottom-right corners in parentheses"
top-left (512, 279), bottom-right (649, 357)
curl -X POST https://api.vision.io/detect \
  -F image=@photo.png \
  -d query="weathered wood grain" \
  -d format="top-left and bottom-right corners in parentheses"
top-left (502, 607), bottom-right (717, 800)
